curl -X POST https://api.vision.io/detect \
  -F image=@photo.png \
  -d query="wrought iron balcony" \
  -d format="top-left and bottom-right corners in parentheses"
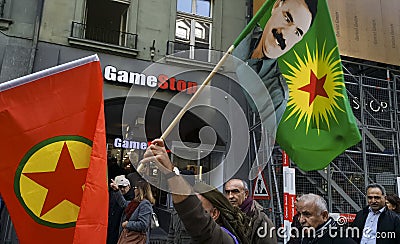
top-left (69, 21), bottom-right (138, 56)
top-left (166, 40), bottom-right (223, 65)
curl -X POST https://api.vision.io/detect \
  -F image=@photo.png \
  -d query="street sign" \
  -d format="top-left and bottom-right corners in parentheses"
top-left (252, 171), bottom-right (270, 200)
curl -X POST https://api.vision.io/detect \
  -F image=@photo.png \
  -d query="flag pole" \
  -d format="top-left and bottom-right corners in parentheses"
top-left (137, 0), bottom-right (274, 173)
top-left (160, 45), bottom-right (234, 140)
top-left (159, 0), bottom-right (274, 141)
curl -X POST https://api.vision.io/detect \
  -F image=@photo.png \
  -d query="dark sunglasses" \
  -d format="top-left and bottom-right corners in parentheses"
top-left (118, 185), bottom-right (128, 189)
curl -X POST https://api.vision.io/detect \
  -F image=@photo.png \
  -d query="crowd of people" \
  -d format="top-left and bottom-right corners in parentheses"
top-left (105, 137), bottom-right (400, 244)
top-left (113, 138), bottom-right (400, 244)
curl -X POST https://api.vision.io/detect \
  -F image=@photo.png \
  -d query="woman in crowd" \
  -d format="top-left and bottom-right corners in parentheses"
top-left (386, 193), bottom-right (400, 214)
top-left (110, 179), bottom-right (155, 244)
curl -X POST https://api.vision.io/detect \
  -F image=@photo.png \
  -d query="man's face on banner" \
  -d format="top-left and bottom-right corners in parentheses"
top-left (262, 0), bottom-right (312, 59)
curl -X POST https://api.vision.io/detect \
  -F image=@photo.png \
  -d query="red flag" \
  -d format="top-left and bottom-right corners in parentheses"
top-left (0, 55), bottom-right (108, 243)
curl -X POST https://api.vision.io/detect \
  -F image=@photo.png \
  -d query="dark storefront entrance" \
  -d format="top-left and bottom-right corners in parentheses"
top-left (104, 96), bottom-right (228, 234)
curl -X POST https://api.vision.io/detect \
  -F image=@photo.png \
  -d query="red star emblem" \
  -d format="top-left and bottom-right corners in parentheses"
top-left (299, 70), bottom-right (329, 105)
top-left (23, 142), bottom-right (88, 216)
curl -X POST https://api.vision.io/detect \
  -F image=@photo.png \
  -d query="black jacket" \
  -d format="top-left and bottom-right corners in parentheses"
top-left (301, 218), bottom-right (356, 244)
top-left (352, 206), bottom-right (400, 244)
top-left (107, 188), bottom-right (134, 244)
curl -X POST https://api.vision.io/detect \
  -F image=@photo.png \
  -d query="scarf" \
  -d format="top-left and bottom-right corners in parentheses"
top-left (125, 200), bottom-right (140, 221)
top-left (240, 197), bottom-right (254, 216)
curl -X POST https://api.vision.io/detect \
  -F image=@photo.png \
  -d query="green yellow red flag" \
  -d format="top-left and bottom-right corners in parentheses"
top-left (275, 0), bottom-right (361, 170)
top-left (233, 0), bottom-right (361, 171)
top-left (0, 55), bottom-right (108, 243)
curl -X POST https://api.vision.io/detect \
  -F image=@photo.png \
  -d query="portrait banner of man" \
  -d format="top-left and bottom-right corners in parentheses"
top-left (233, 0), bottom-right (361, 171)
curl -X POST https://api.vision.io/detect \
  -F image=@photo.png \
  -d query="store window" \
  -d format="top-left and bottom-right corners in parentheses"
top-left (170, 142), bottom-right (225, 184)
top-left (175, 0), bottom-right (212, 60)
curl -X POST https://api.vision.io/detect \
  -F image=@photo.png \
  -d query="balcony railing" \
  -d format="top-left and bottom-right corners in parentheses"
top-left (166, 40), bottom-right (223, 64)
top-left (70, 21), bottom-right (137, 50)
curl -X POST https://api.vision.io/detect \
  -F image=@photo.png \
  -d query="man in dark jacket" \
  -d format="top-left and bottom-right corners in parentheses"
top-left (224, 178), bottom-right (277, 244)
top-left (352, 183), bottom-right (400, 244)
top-left (297, 193), bottom-right (356, 244)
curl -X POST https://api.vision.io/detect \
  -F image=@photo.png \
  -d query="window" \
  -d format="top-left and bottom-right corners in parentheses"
top-left (85, 0), bottom-right (129, 46)
top-left (177, 0), bottom-right (211, 17)
top-left (175, 0), bottom-right (212, 60)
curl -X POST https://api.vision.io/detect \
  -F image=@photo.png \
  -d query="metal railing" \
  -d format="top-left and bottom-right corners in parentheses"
top-left (166, 40), bottom-right (223, 63)
top-left (70, 21), bottom-right (137, 50)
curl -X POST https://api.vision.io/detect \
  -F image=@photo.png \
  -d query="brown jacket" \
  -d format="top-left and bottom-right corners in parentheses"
top-left (246, 200), bottom-right (277, 244)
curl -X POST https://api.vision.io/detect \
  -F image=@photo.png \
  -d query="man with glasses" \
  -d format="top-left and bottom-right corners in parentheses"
top-left (224, 179), bottom-right (277, 244)
top-left (352, 183), bottom-right (400, 244)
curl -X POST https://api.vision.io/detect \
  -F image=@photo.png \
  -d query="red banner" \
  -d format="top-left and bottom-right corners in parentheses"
top-left (0, 55), bottom-right (108, 243)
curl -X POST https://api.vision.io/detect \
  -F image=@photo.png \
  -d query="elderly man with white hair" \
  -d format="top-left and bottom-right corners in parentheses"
top-left (296, 193), bottom-right (356, 244)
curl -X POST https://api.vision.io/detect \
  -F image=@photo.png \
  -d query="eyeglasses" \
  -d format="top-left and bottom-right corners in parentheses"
top-left (118, 185), bottom-right (128, 189)
top-left (224, 189), bottom-right (241, 195)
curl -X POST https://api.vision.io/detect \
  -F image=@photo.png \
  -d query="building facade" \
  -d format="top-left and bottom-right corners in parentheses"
top-left (0, 0), bottom-right (255, 242)
top-left (1, 0), bottom-right (400, 243)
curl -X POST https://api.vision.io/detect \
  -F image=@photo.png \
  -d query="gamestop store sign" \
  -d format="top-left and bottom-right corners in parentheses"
top-left (113, 138), bottom-right (147, 150)
top-left (104, 65), bottom-right (197, 94)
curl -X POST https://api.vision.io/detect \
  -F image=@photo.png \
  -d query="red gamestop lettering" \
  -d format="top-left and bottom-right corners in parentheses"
top-left (104, 65), bottom-right (197, 95)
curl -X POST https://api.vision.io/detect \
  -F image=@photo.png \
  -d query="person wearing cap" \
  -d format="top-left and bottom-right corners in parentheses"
top-left (115, 176), bottom-right (132, 195)
top-left (141, 139), bottom-right (250, 244)
top-left (107, 175), bottom-right (134, 244)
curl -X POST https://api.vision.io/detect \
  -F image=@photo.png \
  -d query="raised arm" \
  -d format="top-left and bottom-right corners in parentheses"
top-left (109, 179), bottom-right (129, 208)
top-left (140, 139), bottom-right (192, 202)
top-left (140, 139), bottom-right (236, 243)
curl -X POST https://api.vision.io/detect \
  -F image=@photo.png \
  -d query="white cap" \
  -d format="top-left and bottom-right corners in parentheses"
top-left (115, 175), bottom-right (130, 186)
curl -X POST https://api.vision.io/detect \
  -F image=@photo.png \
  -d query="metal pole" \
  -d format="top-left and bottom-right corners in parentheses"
top-left (390, 71), bottom-right (400, 176)
top-left (360, 75), bottom-right (369, 199)
top-left (272, 157), bottom-right (283, 225)
top-left (28, 0), bottom-right (44, 73)
top-left (267, 154), bottom-right (276, 223)
top-left (327, 165), bottom-right (332, 212)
